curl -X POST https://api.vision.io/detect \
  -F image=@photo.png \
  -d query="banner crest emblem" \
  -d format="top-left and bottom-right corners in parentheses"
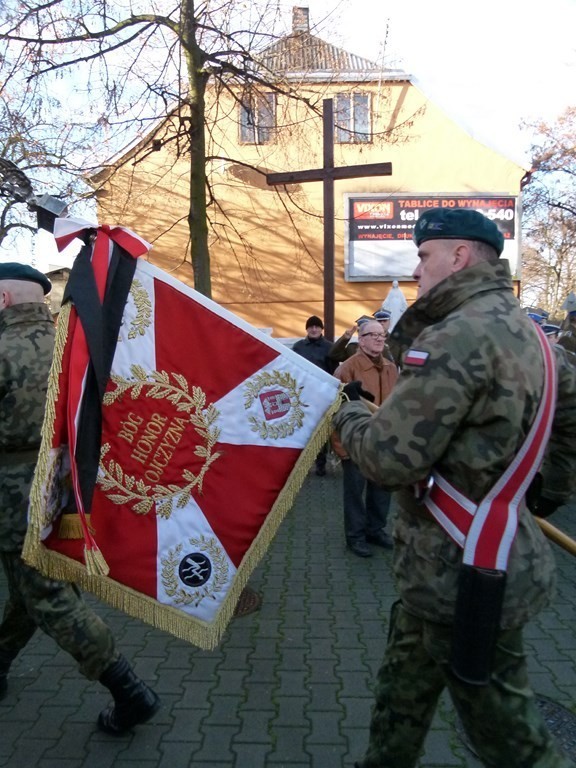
top-left (244, 370), bottom-right (306, 440)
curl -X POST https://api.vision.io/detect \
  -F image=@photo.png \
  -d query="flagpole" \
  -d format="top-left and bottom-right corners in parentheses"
top-left (536, 517), bottom-right (576, 556)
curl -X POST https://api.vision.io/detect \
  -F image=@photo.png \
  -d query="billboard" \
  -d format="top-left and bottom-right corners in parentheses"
top-left (344, 194), bottom-right (519, 281)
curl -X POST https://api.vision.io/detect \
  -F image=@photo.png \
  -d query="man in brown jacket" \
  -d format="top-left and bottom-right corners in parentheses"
top-left (334, 321), bottom-right (398, 557)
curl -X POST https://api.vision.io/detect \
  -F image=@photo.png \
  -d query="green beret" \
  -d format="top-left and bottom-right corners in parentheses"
top-left (0, 262), bottom-right (52, 295)
top-left (413, 209), bottom-right (504, 256)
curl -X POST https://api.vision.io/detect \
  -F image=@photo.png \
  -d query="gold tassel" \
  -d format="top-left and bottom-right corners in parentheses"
top-left (58, 513), bottom-right (94, 539)
top-left (84, 547), bottom-right (110, 577)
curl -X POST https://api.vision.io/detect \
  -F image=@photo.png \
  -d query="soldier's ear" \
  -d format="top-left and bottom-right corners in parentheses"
top-left (452, 243), bottom-right (473, 273)
top-left (0, 289), bottom-right (11, 310)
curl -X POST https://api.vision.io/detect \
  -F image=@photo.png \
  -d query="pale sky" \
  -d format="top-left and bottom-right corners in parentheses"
top-left (300, 0), bottom-right (576, 165)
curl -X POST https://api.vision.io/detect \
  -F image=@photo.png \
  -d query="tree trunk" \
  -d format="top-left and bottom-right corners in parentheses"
top-left (181, 0), bottom-right (211, 297)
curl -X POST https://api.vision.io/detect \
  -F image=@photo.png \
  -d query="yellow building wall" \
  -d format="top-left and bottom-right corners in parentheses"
top-left (95, 80), bottom-right (526, 339)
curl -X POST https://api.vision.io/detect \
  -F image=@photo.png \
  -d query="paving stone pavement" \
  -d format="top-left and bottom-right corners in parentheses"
top-left (2, 465), bottom-right (576, 768)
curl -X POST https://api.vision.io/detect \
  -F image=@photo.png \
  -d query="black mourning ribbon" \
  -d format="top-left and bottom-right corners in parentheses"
top-left (62, 240), bottom-right (137, 513)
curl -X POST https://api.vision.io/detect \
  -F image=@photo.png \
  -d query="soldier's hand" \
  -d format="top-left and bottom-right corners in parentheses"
top-left (526, 473), bottom-right (542, 514)
top-left (342, 381), bottom-right (375, 402)
top-left (532, 497), bottom-right (562, 519)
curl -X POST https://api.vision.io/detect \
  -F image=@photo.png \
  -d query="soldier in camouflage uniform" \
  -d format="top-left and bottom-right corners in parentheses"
top-left (334, 210), bottom-right (576, 768)
top-left (0, 263), bottom-right (160, 734)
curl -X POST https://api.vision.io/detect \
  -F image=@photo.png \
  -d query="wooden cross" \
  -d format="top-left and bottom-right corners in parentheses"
top-left (266, 98), bottom-right (392, 341)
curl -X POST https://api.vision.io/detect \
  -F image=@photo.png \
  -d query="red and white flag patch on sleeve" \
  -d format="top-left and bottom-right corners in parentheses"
top-left (404, 349), bottom-right (429, 366)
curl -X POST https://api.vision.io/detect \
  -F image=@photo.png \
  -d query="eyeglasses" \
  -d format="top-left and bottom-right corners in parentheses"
top-left (360, 332), bottom-right (386, 340)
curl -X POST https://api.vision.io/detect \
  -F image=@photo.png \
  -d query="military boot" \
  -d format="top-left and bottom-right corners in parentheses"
top-left (97, 654), bottom-right (160, 734)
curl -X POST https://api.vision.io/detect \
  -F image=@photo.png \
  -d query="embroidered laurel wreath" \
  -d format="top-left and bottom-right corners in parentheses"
top-left (98, 365), bottom-right (221, 518)
top-left (161, 537), bottom-right (229, 607)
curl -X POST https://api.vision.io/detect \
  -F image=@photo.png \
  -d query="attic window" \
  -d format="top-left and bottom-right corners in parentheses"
top-left (335, 93), bottom-right (371, 144)
top-left (240, 93), bottom-right (276, 144)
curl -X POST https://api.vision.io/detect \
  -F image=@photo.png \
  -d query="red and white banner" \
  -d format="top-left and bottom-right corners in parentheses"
top-left (25, 248), bottom-right (341, 649)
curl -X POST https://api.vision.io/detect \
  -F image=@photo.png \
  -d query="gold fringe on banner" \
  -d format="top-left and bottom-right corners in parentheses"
top-left (25, 366), bottom-right (343, 650)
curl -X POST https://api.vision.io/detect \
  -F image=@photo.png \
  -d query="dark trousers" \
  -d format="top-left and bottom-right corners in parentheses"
top-left (342, 459), bottom-right (391, 544)
top-left (0, 551), bottom-right (118, 680)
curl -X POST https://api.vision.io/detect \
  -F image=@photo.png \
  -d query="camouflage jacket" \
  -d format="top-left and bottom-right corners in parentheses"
top-left (0, 302), bottom-right (55, 552)
top-left (333, 260), bottom-right (576, 628)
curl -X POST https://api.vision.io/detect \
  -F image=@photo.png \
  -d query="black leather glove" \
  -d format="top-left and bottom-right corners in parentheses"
top-left (526, 473), bottom-right (562, 519)
top-left (342, 381), bottom-right (375, 402)
top-left (526, 473), bottom-right (542, 514)
top-left (531, 496), bottom-right (562, 519)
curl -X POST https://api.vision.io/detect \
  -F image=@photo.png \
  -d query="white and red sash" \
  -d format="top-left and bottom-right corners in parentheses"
top-left (422, 325), bottom-right (557, 571)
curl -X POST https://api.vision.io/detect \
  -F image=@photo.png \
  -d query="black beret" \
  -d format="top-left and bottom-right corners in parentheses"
top-left (0, 262), bottom-right (52, 295)
top-left (306, 315), bottom-right (324, 329)
top-left (413, 209), bottom-right (504, 256)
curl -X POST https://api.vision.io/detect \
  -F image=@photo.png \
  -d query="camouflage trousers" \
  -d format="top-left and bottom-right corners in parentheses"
top-left (0, 552), bottom-right (118, 680)
top-left (357, 602), bottom-right (571, 768)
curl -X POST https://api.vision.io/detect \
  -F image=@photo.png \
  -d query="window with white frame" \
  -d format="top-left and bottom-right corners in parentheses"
top-left (239, 92), bottom-right (276, 144)
top-left (335, 93), bottom-right (371, 143)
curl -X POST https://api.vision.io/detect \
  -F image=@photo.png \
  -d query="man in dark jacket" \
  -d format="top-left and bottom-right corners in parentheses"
top-left (292, 315), bottom-right (333, 372)
top-left (293, 315), bottom-right (334, 475)
top-left (0, 262), bottom-right (160, 735)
